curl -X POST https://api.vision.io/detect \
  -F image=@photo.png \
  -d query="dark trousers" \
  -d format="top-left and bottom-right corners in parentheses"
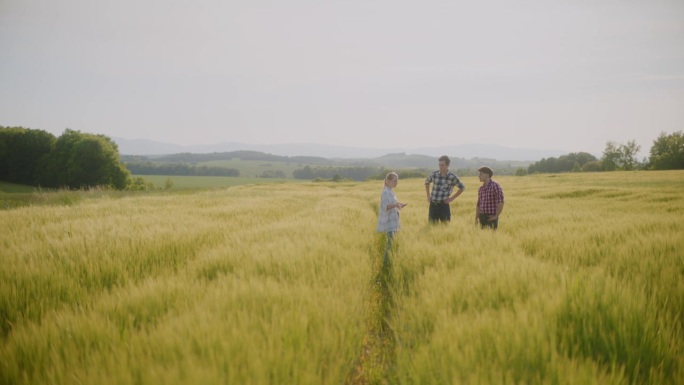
top-left (429, 202), bottom-right (451, 223)
top-left (479, 213), bottom-right (498, 230)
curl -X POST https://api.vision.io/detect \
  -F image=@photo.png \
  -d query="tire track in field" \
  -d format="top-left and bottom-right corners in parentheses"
top-left (347, 233), bottom-right (397, 385)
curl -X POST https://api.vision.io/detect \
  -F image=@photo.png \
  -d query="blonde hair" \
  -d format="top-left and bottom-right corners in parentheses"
top-left (385, 172), bottom-right (398, 182)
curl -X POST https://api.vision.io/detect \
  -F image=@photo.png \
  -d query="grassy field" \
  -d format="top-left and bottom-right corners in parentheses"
top-left (0, 180), bottom-right (35, 193)
top-left (0, 176), bottom-right (303, 210)
top-left (1, 171), bottom-right (682, 384)
top-left (198, 159), bottom-right (311, 178)
top-left (136, 174), bottom-right (299, 189)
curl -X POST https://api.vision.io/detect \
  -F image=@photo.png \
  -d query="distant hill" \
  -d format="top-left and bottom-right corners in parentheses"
top-left (113, 137), bottom-right (569, 162)
top-left (121, 150), bottom-right (533, 178)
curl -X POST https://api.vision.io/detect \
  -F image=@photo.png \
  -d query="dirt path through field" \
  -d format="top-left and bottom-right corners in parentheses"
top-left (346, 235), bottom-right (397, 385)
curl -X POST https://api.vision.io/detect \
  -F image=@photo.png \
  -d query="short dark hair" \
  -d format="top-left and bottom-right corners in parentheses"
top-left (439, 155), bottom-right (450, 166)
top-left (478, 166), bottom-right (493, 177)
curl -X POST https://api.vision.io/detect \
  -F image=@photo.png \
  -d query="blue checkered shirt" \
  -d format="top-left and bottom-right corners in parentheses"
top-left (425, 171), bottom-right (465, 202)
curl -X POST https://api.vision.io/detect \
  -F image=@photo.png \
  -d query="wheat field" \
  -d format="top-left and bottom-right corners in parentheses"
top-left (1, 171), bottom-right (682, 384)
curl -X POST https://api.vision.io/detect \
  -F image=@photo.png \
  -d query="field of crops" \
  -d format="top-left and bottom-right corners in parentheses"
top-left (137, 174), bottom-right (298, 189)
top-left (199, 159), bottom-right (309, 178)
top-left (1, 171), bottom-right (683, 384)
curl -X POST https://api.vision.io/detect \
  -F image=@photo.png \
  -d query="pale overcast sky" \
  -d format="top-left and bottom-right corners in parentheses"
top-left (1, 0), bottom-right (683, 155)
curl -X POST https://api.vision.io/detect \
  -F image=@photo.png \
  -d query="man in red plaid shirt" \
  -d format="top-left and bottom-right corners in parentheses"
top-left (475, 166), bottom-right (505, 229)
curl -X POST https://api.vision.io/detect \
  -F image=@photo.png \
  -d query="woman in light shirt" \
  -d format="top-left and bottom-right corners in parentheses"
top-left (376, 172), bottom-right (406, 263)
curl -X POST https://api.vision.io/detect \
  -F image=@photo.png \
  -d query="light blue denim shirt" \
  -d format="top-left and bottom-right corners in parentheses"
top-left (376, 186), bottom-right (400, 233)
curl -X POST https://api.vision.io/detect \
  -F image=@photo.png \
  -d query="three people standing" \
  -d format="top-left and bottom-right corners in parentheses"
top-left (378, 159), bottom-right (505, 254)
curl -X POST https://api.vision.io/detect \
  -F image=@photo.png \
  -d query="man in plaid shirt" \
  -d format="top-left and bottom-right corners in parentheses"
top-left (425, 155), bottom-right (466, 223)
top-left (475, 166), bottom-right (505, 229)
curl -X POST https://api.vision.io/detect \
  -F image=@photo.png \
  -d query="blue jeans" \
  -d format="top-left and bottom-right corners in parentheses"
top-left (383, 231), bottom-right (395, 264)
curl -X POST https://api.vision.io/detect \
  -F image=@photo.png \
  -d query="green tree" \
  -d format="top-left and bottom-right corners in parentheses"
top-left (293, 165), bottom-right (315, 179)
top-left (620, 140), bottom-right (641, 171)
top-left (527, 152), bottom-right (597, 174)
top-left (601, 142), bottom-right (621, 171)
top-left (601, 140), bottom-right (642, 171)
top-left (649, 131), bottom-right (684, 170)
top-left (38, 129), bottom-right (81, 187)
top-left (572, 152), bottom-right (599, 167)
top-left (70, 136), bottom-right (130, 188)
top-left (0, 126), bottom-right (56, 184)
top-left (39, 129), bottom-right (131, 189)
top-left (129, 176), bottom-right (156, 191)
top-left (571, 162), bottom-right (581, 172)
top-left (581, 161), bottom-right (602, 172)
top-left (515, 168), bottom-right (527, 176)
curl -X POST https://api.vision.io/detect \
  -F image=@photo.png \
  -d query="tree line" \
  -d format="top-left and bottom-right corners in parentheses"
top-left (124, 162), bottom-right (240, 177)
top-left (3, 126), bottom-right (682, 188)
top-left (0, 126), bottom-right (131, 189)
top-left (525, 132), bottom-right (684, 174)
top-left (292, 165), bottom-right (382, 181)
top-left (292, 166), bottom-right (429, 181)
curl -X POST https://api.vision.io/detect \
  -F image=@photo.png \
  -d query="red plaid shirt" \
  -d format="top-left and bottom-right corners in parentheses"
top-left (477, 180), bottom-right (504, 214)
